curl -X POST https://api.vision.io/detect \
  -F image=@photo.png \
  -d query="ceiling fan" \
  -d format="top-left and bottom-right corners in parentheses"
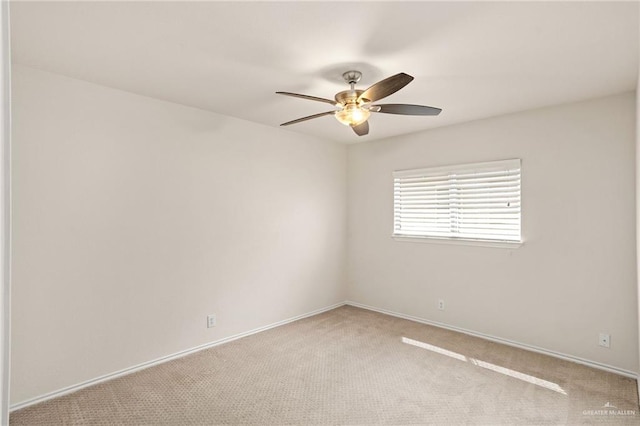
top-left (276, 70), bottom-right (441, 136)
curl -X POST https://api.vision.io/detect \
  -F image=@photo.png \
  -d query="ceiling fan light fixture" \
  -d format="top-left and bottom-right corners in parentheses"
top-left (335, 104), bottom-right (370, 126)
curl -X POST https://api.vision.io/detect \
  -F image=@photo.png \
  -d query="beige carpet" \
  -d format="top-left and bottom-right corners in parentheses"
top-left (9, 305), bottom-right (639, 425)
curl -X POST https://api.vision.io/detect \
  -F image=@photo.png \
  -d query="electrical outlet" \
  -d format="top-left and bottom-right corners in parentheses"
top-left (207, 314), bottom-right (216, 328)
top-left (598, 333), bottom-right (610, 348)
top-left (438, 299), bottom-right (445, 310)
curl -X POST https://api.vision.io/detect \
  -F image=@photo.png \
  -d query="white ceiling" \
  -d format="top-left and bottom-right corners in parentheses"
top-left (9, 1), bottom-right (640, 144)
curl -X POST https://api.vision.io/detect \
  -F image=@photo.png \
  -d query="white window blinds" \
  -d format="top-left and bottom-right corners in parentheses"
top-left (393, 159), bottom-right (521, 242)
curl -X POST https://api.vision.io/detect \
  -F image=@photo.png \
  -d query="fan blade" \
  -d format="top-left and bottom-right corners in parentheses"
top-left (372, 104), bottom-right (442, 116)
top-left (280, 111), bottom-right (335, 126)
top-left (351, 121), bottom-right (369, 136)
top-left (358, 73), bottom-right (414, 103)
top-left (276, 92), bottom-right (337, 105)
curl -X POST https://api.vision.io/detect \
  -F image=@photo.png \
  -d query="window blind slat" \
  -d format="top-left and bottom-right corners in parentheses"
top-left (395, 170), bottom-right (520, 183)
top-left (395, 183), bottom-right (520, 193)
top-left (396, 188), bottom-right (520, 197)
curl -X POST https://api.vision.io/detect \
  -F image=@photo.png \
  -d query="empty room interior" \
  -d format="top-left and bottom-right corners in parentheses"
top-left (2, 1), bottom-right (640, 424)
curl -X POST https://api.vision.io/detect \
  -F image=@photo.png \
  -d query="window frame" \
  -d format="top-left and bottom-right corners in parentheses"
top-left (392, 159), bottom-right (522, 249)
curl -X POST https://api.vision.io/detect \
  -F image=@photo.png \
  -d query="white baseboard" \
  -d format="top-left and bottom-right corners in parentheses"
top-left (346, 300), bottom-right (638, 380)
top-left (10, 301), bottom-right (346, 412)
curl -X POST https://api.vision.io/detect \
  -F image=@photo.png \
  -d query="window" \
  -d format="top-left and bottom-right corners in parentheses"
top-left (393, 159), bottom-right (521, 245)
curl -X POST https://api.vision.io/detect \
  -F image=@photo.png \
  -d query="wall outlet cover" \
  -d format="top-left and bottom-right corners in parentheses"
top-left (207, 314), bottom-right (216, 328)
top-left (598, 333), bottom-right (610, 348)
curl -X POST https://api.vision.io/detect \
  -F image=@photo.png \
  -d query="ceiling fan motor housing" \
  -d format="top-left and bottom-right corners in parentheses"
top-left (335, 89), bottom-right (366, 105)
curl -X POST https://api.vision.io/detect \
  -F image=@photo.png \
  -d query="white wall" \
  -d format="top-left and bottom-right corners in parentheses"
top-left (10, 65), bottom-right (347, 405)
top-left (348, 93), bottom-right (638, 372)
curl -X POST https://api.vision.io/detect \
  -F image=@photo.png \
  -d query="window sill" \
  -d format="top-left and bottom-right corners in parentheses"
top-left (392, 235), bottom-right (523, 249)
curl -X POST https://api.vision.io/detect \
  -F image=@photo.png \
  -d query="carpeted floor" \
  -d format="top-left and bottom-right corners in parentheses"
top-left (9, 305), bottom-right (640, 425)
